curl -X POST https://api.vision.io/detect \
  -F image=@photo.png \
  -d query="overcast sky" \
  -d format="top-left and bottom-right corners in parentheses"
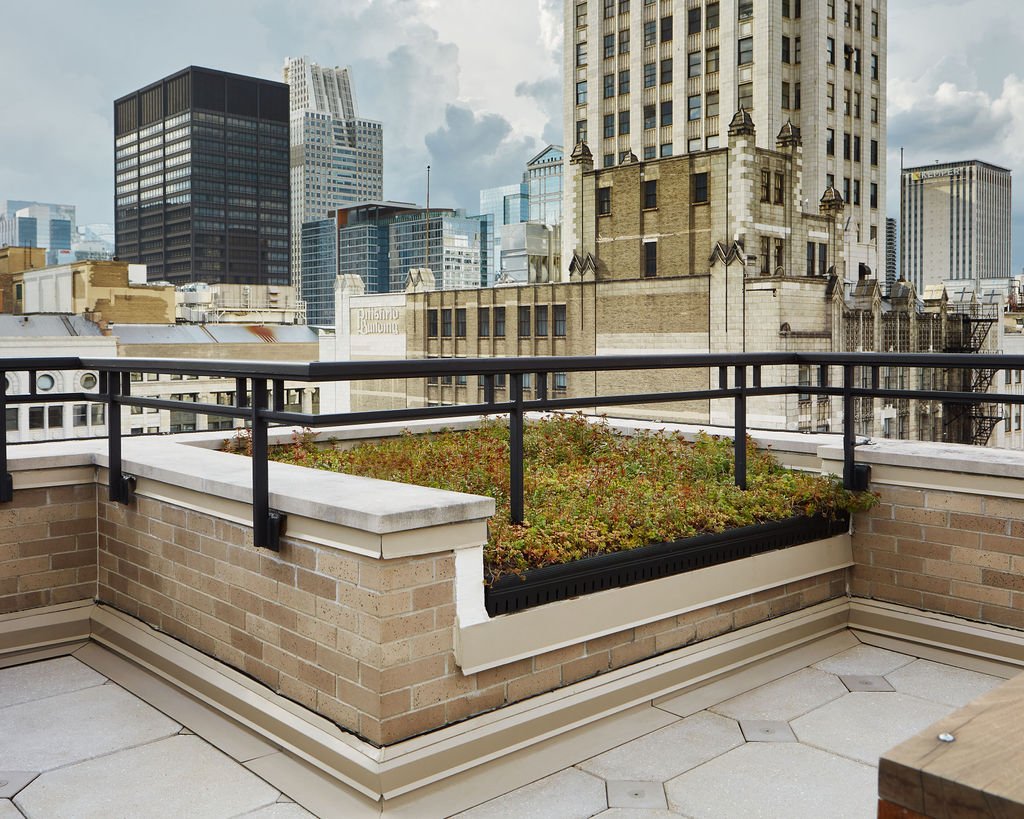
top-left (0, 0), bottom-right (1020, 272)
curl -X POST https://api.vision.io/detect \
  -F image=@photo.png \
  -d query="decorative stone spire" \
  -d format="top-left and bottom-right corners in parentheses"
top-left (570, 141), bottom-right (594, 166)
top-left (819, 185), bottom-right (845, 216)
top-left (727, 107), bottom-right (756, 138)
top-left (620, 149), bottom-right (639, 165)
top-left (776, 119), bottom-right (801, 149)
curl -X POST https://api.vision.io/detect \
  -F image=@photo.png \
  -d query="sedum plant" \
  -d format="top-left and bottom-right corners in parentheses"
top-left (263, 414), bottom-right (877, 580)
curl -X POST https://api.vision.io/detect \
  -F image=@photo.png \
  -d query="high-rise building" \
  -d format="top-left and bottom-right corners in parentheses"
top-left (526, 145), bottom-right (564, 225)
top-left (479, 182), bottom-right (529, 284)
top-left (900, 160), bottom-right (1012, 294)
top-left (114, 66), bottom-right (291, 286)
top-left (885, 216), bottom-right (897, 294)
top-left (562, 0), bottom-right (886, 281)
top-left (0, 200), bottom-right (76, 265)
top-left (283, 57), bottom-right (384, 297)
top-left (302, 202), bottom-right (488, 324)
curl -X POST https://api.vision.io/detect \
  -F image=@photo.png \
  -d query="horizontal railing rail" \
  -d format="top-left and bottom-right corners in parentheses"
top-left (1, 352), bottom-right (1022, 550)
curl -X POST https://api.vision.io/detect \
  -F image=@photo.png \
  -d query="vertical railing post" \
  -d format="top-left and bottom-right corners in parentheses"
top-left (509, 373), bottom-right (525, 525)
top-left (843, 364), bottom-right (856, 489)
top-left (251, 378), bottom-right (281, 551)
top-left (734, 365), bottom-right (747, 490)
top-left (483, 374), bottom-right (495, 405)
top-left (0, 369), bottom-right (11, 503)
top-left (106, 370), bottom-right (121, 502)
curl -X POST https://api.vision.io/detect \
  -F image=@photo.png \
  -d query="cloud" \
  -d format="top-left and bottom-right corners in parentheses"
top-left (515, 79), bottom-right (564, 146)
top-left (424, 105), bottom-right (541, 211)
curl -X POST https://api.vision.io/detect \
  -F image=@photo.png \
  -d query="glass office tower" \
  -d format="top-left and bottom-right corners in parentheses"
top-left (114, 66), bottom-right (291, 286)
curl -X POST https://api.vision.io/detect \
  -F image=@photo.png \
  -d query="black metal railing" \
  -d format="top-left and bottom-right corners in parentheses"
top-left (3, 351), bottom-right (1024, 551)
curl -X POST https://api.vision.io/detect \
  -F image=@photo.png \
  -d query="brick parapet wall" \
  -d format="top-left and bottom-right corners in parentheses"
top-left (0, 484), bottom-right (97, 616)
top-left (97, 489), bottom-right (847, 745)
top-left (852, 488), bottom-right (1024, 630)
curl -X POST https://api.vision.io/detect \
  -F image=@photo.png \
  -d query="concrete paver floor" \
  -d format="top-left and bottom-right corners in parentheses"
top-left (0, 643), bottom-right (1005, 818)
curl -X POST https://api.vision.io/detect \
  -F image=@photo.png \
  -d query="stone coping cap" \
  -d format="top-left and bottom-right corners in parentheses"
top-left (6, 434), bottom-right (494, 534)
top-left (819, 439), bottom-right (1024, 478)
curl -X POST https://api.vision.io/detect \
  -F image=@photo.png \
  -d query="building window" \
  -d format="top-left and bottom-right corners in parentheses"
top-left (618, 0), bottom-right (629, 13)
top-left (661, 15), bottom-right (673, 41)
top-left (660, 143), bottom-right (673, 157)
top-left (870, 182), bottom-right (878, 208)
top-left (826, 128), bottom-right (835, 156)
top-left (688, 95), bottom-right (701, 120)
top-left (794, 82), bottom-right (801, 109)
top-left (687, 6), bottom-right (701, 33)
top-left (576, 42), bottom-right (588, 66)
top-left (738, 0), bottom-right (753, 18)
top-left (576, 80), bottom-right (588, 105)
top-left (760, 236), bottom-right (771, 274)
top-left (871, 96), bottom-right (878, 123)
top-left (706, 2), bottom-right (720, 28)
top-left (827, 83), bottom-right (835, 110)
top-left (619, 28), bottom-right (630, 53)
top-left (644, 20), bottom-right (657, 47)
top-left (441, 308), bottom-right (452, 337)
top-left (597, 186), bottom-right (612, 215)
top-left (619, 110), bottom-right (630, 134)
top-left (782, 81), bottom-right (791, 110)
top-left (92, 404), bottom-right (104, 425)
top-left (73, 404), bottom-right (88, 428)
top-left (761, 170), bottom-right (771, 203)
top-left (4, 408), bottom-right (16, 432)
top-left (706, 47), bottom-right (720, 73)
top-left (843, 177), bottom-right (851, 203)
top-left (774, 237), bottom-right (784, 272)
top-left (774, 172), bottom-right (784, 204)
top-left (688, 51), bottom-right (701, 78)
top-left (706, 91), bottom-right (719, 117)
top-left (693, 172), bottom-right (709, 203)
top-left (604, 33), bottom-right (615, 58)
top-left (535, 305), bottom-right (549, 336)
top-left (518, 306), bottom-right (531, 337)
top-left (871, 10), bottom-right (878, 37)
top-left (843, 132), bottom-right (851, 160)
top-left (660, 58), bottom-right (673, 84)
top-left (818, 243), bottom-right (828, 276)
top-left (854, 47), bottom-right (862, 75)
top-left (554, 305), bottom-right (567, 337)
top-left (855, 3), bottom-right (861, 30)
top-left (854, 135), bottom-right (861, 162)
top-left (871, 53), bottom-right (878, 80)
top-left (870, 139), bottom-right (878, 166)
top-left (644, 62), bottom-right (656, 87)
top-left (619, 69), bottom-right (630, 95)
top-left (644, 104), bottom-right (656, 129)
top-left (738, 37), bottom-right (753, 65)
top-left (806, 242), bottom-right (815, 276)
top-left (738, 82), bottom-right (753, 110)
top-left (455, 308), bottom-right (467, 338)
top-left (553, 373), bottom-right (568, 392)
top-left (644, 145), bottom-right (656, 159)
top-left (853, 179), bottom-right (860, 205)
top-left (643, 241), bottom-right (657, 277)
top-left (660, 100), bottom-right (673, 126)
top-left (782, 36), bottom-right (791, 63)
top-left (604, 114), bottom-right (615, 138)
top-left (427, 309), bottom-right (439, 337)
top-left (29, 407), bottom-right (44, 430)
top-left (576, 120), bottom-right (588, 143)
top-left (576, 2), bottom-right (588, 27)
top-left (827, 37), bottom-right (835, 64)
top-left (604, 153), bottom-right (615, 168)
top-left (494, 307), bottom-right (506, 337)
top-left (604, 73), bottom-right (615, 98)
top-left (643, 179), bottom-right (658, 209)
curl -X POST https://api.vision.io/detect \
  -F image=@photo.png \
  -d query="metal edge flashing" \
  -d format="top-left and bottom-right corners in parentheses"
top-left (0, 599), bottom-right (93, 658)
top-left (848, 598), bottom-right (1024, 677)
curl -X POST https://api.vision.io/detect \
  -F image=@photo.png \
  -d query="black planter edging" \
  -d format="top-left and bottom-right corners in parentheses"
top-left (483, 513), bottom-right (850, 617)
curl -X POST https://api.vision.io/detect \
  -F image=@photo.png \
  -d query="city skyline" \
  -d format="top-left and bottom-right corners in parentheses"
top-left (0, 0), bottom-right (1021, 272)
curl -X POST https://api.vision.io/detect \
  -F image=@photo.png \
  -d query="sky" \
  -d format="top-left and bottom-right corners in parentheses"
top-left (0, 0), bottom-right (1020, 272)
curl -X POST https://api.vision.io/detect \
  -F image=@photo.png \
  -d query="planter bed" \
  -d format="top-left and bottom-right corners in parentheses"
top-left (484, 513), bottom-right (850, 615)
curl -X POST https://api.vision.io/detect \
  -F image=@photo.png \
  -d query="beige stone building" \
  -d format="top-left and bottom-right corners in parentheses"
top-left (326, 113), bottom-right (997, 445)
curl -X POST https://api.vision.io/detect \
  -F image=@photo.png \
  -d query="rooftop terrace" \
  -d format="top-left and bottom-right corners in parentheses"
top-left (1, 351), bottom-right (1023, 817)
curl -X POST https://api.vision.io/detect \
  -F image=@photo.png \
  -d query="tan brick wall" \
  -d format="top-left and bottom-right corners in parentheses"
top-left (852, 489), bottom-right (1024, 629)
top-left (0, 484), bottom-right (97, 615)
top-left (97, 493), bottom-right (847, 746)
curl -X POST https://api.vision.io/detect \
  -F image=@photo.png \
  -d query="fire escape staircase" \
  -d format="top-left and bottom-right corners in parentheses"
top-left (943, 311), bottom-right (1001, 446)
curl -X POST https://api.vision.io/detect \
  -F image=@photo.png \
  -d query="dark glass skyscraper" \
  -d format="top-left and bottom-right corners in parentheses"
top-left (114, 67), bottom-right (291, 286)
